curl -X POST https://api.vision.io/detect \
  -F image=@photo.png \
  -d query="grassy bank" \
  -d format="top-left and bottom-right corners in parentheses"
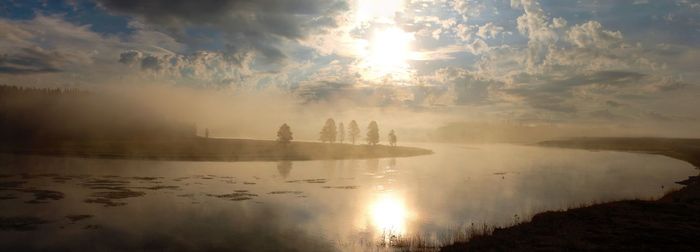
top-left (443, 137), bottom-right (700, 251)
top-left (0, 138), bottom-right (432, 161)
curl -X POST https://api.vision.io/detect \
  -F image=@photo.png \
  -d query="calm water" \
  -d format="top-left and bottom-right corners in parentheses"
top-left (0, 144), bottom-right (696, 251)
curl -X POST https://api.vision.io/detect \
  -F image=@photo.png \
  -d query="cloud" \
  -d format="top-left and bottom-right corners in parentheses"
top-left (500, 70), bottom-right (648, 114)
top-left (512, 0), bottom-right (559, 70)
top-left (467, 39), bottom-right (490, 54)
top-left (0, 47), bottom-right (63, 74)
top-left (456, 23), bottom-right (473, 41)
top-left (96, 0), bottom-right (349, 63)
top-left (567, 21), bottom-right (623, 49)
top-left (477, 22), bottom-right (504, 39)
top-left (0, 15), bottom-right (187, 82)
top-left (117, 50), bottom-right (255, 87)
top-left (549, 71), bottom-right (647, 90)
top-left (551, 17), bottom-right (568, 29)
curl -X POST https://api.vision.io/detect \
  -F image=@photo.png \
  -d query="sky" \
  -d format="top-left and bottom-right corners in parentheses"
top-left (1, 0), bottom-right (699, 134)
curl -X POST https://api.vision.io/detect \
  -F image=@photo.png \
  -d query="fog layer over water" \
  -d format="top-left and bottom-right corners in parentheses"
top-left (0, 144), bottom-right (695, 251)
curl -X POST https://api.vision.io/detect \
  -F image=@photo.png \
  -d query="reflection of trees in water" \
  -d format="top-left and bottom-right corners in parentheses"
top-left (322, 160), bottom-right (337, 169)
top-left (366, 159), bottom-right (379, 173)
top-left (388, 158), bottom-right (396, 169)
top-left (322, 160), bottom-right (337, 178)
top-left (276, 161), bottom-right (293, 179)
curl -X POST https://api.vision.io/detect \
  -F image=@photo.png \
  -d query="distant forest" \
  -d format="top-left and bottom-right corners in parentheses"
top-left (0, 85), bottom-right (195, 144)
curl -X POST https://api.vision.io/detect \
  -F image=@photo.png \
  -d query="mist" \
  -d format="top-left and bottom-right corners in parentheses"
top-left (2, 1), bottom-right (700, 251)
top-left (29, 83), bottom-right (698, 144)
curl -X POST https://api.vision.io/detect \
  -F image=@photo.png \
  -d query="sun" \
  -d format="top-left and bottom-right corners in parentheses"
top-left (352, 0), bottom-right (414, 82)
top-left (358, 27), bottom-right (415, 81)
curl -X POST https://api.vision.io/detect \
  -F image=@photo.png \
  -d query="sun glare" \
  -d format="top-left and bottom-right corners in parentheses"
top-left (359, 27), bottom-right (415, 81)
top-left (369, 192), bottom-right (408, 235)
top-left (353, 0), bottom-right (414, 82)
top-left (355, 0), bottom-right (405, 24)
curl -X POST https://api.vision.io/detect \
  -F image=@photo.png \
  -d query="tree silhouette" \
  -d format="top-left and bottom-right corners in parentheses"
top-left (277, 123), bottom-right (293, 144)
top-left (388, 129), bottom-right (397, 147)
top-left (366, 121), bottom-right (379, 145)
top-left (338, 122), bottom-right (345, 144)
top-left (319, 118), bottom-right (337, 143)
top-left (348, 120), bottom-right (360, 144)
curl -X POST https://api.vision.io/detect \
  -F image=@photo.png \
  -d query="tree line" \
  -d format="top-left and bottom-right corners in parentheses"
top-left (0, 85), bottom-right (195, 143)
top-left (0, 85), bottom-right (87, 97)
top-left (276, 119), bottom-right (397, 146)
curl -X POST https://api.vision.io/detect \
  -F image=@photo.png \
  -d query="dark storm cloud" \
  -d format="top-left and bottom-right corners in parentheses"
top-left (0, 47), bottom-right (62, 74)
top-left (96, 0), bottom-right (348, 62)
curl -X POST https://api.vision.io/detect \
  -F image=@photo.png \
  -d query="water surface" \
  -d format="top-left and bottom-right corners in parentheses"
top-left (0, 144), bottom-right (695, 251)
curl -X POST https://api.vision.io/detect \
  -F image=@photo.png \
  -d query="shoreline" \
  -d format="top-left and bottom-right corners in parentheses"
top-left (443, 137), bottom-right (700, 251)
top-left (0, 138), bottom-right (433, 162)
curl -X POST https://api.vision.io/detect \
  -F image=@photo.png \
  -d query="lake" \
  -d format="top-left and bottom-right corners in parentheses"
top-left (0, 143), bottom-right (696, 251)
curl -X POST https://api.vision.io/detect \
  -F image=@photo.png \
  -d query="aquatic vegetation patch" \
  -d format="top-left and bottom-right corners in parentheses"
top-left (84, 198), bottom-right (127, 207)
top-left (130, 176), bottom-right (162, 181)
top-left (51, 176), bottom-right (73, 183)
top-left (136, 185), bottom-right (180, 190)
top-left (0, 181), bottom-right (27, 188)
top-left (207, 192), bottom-right (258, 201)
top-left (267, 191), bottom-right (304, 195)
top-left (83, 224), bottom-right (101, 230)
top-left (0, 216), bottom-right (49, 231)
top-left (285, 178), bottom-right (327, 184)
top-left (66, 214), bottom-right (93, 222)
top-left (84, 188), bottom-right (146, 207)
top-left (20, 189), bottom-right (64, 201)
top-left (0, 193), bottom-right (18, 200)
top-left (91, 190), bottom-right (145, 199)
top-left (81, 179), bottom-right (130, 189)
top-left (20, 173), bottom-right (59, 179)
top-left (322, 186), bottom-right (358, 189)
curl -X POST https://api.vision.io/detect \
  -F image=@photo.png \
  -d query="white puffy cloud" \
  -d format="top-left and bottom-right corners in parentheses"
top-left (551, 17), bottom-right (568, 29)
top-left (477, 22), bottom-right (504, 39)
top-left (567, 21), bottom-right (623, 49)
top-left (466, 39), bottom-right (490, 55)
top-left (455, 23), bottom-right (473, 41)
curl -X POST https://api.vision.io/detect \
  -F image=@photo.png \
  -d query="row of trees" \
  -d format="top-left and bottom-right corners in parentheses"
top-left (0, 85), bottom-right (86, 94)
top-left (319, 119), bottom-right (380, 145)
top-left (1, 85), bottom-right (196, 143)
top-left (276, 119), bottom-right (396, 146)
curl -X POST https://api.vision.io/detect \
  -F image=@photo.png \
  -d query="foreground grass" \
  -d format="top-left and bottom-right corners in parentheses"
top-left (0, 137), bottom-right (433, 161)
top-left (442, 137), bottom-right (700, 251)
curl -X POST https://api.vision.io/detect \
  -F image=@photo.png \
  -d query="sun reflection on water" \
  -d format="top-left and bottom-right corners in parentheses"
top-left (368, 191), bottom-right (408, 236)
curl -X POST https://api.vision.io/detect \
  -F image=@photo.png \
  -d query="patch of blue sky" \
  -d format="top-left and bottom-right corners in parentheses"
top-left (0, 0), bottom-right (133, 36)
